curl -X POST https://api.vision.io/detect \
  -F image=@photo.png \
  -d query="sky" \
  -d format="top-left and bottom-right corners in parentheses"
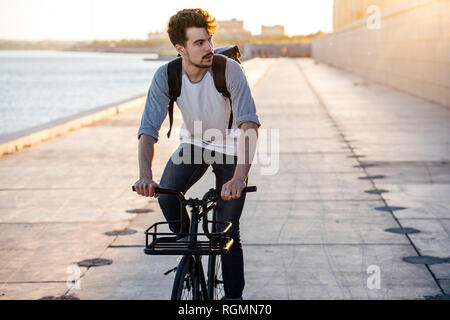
top-left (0, 0), bottom-right (334, 41)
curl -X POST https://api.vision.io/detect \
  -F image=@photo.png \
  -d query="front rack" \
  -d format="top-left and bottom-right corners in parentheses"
top-left (144, 220), bottom-right (234, 256)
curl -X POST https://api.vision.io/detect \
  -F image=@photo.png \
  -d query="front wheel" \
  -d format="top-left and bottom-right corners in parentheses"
top-left (172, 255), bottom-right (203, 300)
top-left (208, 254), bottom-right (224, 300)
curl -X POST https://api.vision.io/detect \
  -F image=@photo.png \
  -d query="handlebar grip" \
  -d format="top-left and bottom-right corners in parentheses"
top-left (154, 187), bottom-right (165, 194)
top-left (132, 186), bottom-right (185, 201)
top-left (132, 185), bottom-right (176, 194)
top-left (131, 186), bottom-right (165, 193)
top-left (244, 186), bottom-right (257, 192)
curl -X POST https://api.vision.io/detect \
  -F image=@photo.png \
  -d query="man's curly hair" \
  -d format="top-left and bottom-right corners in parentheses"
top-left (167, 8), bottom-right (218, 46)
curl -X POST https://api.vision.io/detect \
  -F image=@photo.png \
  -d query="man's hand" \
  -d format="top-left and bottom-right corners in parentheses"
top-left (134, 177), bottom-right (161, 198)
top-left (221, 178), bottom-right (246, 201)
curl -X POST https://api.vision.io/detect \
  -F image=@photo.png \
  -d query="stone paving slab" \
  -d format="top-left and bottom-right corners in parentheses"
top-left (243, 245), bottom-right (440, 300)
top-left (258, 152), bottom-right (365, 173)
top-left (345, 145), bottom-right (450, 162)
top-left (430, 264), bottom-right (450, 281)
top-left (267, 154), bottom-right (366, 174)
top-left (368, 188), bottom-right (449, 220)
top-left (0, 282), bottom-right (70, 300)
top-left (240, 201), bottom-right (410, 245)
top-left (364, 162), bottom-right (450, 184)
top-left (378, 183), bottom-right (450, 202)
top-left (74, 247), bottom-right (177, 300)
top-left (0, 189), bottom-right (154, 223)
top-left (0, 221), bottom-right (128, 283)
top-left (397, 219), bottom-right (450, 257)
top-left (277, 138), bottom-right (351, 154)
top-left (248, 173), bottom-right (378, 202)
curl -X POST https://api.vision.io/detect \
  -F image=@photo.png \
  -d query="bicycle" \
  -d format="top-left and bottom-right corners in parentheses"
top-left (132, 185), bottom-right (257, 300)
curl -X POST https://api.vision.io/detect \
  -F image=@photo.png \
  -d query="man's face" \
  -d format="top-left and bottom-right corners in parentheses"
top-left (177, 27), bottom-right (214, 68)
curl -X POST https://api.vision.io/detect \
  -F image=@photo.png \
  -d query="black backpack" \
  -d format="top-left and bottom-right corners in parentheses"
top-left (166, 45), bottom-right (241, 138)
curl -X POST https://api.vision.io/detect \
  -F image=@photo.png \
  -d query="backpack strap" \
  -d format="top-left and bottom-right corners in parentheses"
top-left (212, 54), bottom-right (233, 130)
top-left (167, 57), bottom-right (182, 138)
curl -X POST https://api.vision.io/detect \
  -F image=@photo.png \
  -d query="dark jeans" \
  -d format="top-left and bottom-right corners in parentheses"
top-left (158, 143), bottom-right (247, 299)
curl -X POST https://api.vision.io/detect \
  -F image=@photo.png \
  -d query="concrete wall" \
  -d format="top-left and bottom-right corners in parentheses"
top-left (313, 0), bottom-right (450, 108)
top-left (0, 95), bottom-right (146, 157)
top-left (333, 0), bottom-right (413, 30)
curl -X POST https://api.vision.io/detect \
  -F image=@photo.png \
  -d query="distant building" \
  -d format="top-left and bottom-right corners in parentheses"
top-left (147, 31), bottom-right (168, 41)
top-left (260, 25), bottom-right (285, 38)
top-left (217, 18), bottom-right (244, 33)
top-left (216, 18), bottom-right (252, 39)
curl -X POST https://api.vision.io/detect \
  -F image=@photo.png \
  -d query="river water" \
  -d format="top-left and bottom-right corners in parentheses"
top-left (0, 50), bottom-right (164, 137)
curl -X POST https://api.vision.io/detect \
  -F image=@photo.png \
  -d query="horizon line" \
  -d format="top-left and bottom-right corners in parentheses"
top-left (0, 30), bottom-right (328, 43)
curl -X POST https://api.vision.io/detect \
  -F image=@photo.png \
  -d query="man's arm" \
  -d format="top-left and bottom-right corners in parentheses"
top-left (220, 58), bottom-right (261, 200)
top-left (221, 121), bottom-right (259, 200)
top-left (137, 64), bottom-right (170, 142)
top-left (138, 134), bottom-right (156, 179)
top-left (134, 64), bottom-right (169, 197)
top-left (134, 134), bottom-right (160, 197)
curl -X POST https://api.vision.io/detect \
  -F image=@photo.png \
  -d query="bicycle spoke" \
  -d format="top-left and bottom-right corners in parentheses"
top-left (213, 257), bottom-right (225, 300)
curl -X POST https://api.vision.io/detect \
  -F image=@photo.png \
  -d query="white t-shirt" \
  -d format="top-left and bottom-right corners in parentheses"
top-left (177, 67), bottom-right (241, 155)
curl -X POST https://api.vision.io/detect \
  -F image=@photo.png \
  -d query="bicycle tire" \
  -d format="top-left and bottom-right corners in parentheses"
top-left (208, 254), bottom-right (224, 300)
top-left (171, 255), bottom-right (196, 300)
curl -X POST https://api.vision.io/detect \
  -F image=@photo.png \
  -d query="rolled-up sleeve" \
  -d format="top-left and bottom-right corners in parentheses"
top-left (225, 58), bottom-right (261, 128)
top-left (137, 64), bottom-right (170, 141)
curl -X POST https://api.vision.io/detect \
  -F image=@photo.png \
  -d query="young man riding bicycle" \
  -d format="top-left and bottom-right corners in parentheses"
top-left (133, 8), bottom-right (260, 300)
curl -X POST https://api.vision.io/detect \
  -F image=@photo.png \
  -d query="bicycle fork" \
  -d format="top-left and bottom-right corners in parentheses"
top-left (192, 255), bottom-right (208, 300)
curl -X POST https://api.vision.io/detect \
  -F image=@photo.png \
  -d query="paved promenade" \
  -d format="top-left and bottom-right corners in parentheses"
top-left (0, 58), bottom-right (448, 300)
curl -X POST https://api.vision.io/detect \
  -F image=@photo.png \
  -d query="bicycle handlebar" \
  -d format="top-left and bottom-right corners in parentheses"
top-left (132, 184), bottom-right (256, 240)
top-left (131, 185), bottom-right (257, 200)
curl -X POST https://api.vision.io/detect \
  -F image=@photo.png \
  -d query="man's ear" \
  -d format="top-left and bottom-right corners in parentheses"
top-left (175, 44), bottom-right (185, 57)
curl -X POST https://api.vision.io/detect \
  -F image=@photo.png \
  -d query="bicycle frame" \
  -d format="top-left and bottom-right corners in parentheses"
top-left (180, 194), bottom-right (220, 300)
